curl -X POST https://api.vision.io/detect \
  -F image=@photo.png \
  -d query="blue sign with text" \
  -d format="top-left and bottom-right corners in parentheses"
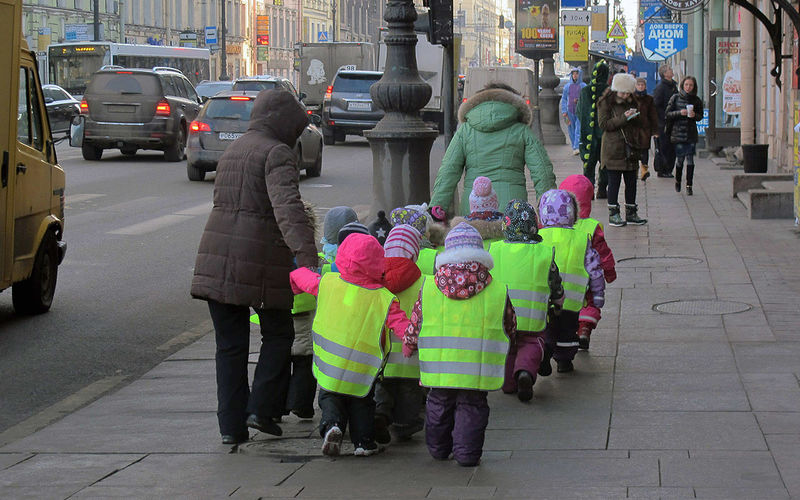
top-left (642, 23), bottom-right (688, 60)
top-left (561, 0), bottom-right (588, 7)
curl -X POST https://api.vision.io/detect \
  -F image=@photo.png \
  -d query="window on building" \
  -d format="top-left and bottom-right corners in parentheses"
top-left (174, 0), bottom-right (182, 30)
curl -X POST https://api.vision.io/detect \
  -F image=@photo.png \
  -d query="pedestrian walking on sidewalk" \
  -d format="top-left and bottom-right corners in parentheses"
top-left (653, 65), bottom-right (679, 178)
top-left (576, 60), bottom-right (610, 198)
top-left (190, 89), bottom-right (318, 445)
top-left (490, 199), bottom-right (564, 402)
top-left (290, 234), bottom-right (412, 457)
top-left (538, 190), bottom-right (605, 374)
top-left (430, 82), bottom-right (556, 217)
top-left (561, 67), bottom-right (586, 155)
top-left (598, 73), bottom-right (650, 227)
top-left (403, 222), bottom-right (516, 467)
top-left (665, 76), bottom-right (704, 196)
top-left (634, 78), bottom-right (659, 182)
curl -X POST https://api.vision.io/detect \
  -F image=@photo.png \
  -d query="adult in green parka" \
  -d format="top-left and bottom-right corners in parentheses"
top-left (576, 60), bottom-right (610, 198)
top-left (430, 83), bottom-right (556, 217)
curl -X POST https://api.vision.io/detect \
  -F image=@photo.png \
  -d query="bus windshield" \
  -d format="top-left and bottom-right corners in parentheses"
top-left (48, 45), bottom-right (109, 97)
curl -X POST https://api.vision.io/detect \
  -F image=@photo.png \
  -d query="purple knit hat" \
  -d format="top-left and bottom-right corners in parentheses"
top-left (435, 222), bottom-right (494, 270)
top-left (538, 189), bottom-right (578, 228)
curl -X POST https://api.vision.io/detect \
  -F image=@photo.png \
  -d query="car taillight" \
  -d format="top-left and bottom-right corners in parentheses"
top-left (324, 85), bottom-right (333, 100)
top-left (155, 99), bottom-right (171, 116)
top-left (79, 99), bottom-right (89, 114)
top-left (189, 121), bottom-right (211, 133)
top-left (229, 96), bottom-right (250, 101)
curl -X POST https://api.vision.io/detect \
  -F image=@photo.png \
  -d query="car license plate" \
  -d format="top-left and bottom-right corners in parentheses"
top-left (219, 132), bottom-right (243, 140)
top-left (347, 101), bottom-right (371, 111)
top-left (107, 105), bottom-right (135, 113)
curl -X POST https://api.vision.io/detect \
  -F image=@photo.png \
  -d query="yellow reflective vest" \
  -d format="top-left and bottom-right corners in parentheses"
top-left (489, 241), bottom-right (554, 332)
top-left (538, 227), bottom-right (590, 312)
top-left (311, 273), bottom-right (396, 397)
top-left (383, 276), bottom-right (425, 379)
top-left (417, 247), bottom-right (444, 275)
top-left (573, 218), bottom-right (601, 239)
top-left (418, 279), bottom-right (509, 391)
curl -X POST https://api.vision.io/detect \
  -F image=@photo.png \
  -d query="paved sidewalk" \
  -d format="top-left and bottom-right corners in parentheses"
top-left (2, 144), bottom-right (800, 499)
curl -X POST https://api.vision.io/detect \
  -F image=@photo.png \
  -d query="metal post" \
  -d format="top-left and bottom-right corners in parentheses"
top-left (119, 0), bottom-right (125, 43)
top-left (220, 0), bottom-right (228, 80)
top-left (364, 0), bottom-right (438, 213)
top-left (332, 0), bottom-right (337, 42)
top-left (539, 56), bottom-right (565, 144)
top-left (444, 41), bottom-right (455, 147)
top-left (93, 0), bottom-right (100, 41)
top-left (531, 58), bottom-right (543, 142)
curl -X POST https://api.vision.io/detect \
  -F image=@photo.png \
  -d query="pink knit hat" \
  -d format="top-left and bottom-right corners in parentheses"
top-left (468, 176), bottom-right (499, 214)
top-left (384, 224), bottom-right (422, 261)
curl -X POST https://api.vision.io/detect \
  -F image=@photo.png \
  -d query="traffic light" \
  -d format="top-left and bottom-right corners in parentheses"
top-left (429, 0), bottom-right (453, 46)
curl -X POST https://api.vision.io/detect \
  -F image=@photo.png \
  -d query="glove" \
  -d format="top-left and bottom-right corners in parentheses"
top-left (429, 205), bottom-right (447, 223)
top-left (547, 254), bottom-right (563, 300)
top-left (593, 293), bottom-right (605, 308)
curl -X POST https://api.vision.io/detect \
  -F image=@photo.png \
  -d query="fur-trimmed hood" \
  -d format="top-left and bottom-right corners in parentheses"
top-left (450, 216), bottom-right (504, 242)
top-left (458, 88), bottom-right (532, 129)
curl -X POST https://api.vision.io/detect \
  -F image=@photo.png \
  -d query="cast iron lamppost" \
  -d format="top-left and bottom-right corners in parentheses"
top-left (364, 0), bottom-right (438, 213)
top-left (220, 0), bottom-right (228, 80)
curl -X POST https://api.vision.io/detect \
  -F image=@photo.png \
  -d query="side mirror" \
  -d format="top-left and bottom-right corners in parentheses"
top-left (45, 97), bottom-right (54, 104)
top-left (299, 92), bottom-right (307, 102)
top-left (309, 114), bottom-right (322, 126)
top-left (69, 115), bottom-right (85, 148)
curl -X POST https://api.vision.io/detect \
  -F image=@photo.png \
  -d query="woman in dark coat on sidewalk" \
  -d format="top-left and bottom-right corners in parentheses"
top-left (597, 73), bottom-right (651, 227)
top-left (191, 89), bottom-right (318, 445)
top-left (665, 76), bottom-right (704, 195)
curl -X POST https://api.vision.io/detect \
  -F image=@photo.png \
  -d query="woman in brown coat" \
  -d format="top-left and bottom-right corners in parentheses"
top-left (598, 73), bottom-right (650, 227)
top-left (191, 89), bottom-right (318, 445)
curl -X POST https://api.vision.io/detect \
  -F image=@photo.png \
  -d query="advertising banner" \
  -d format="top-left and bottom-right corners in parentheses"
top-left (257, 15), bottom-right (270, 46)
top-left (564, 26), bottom-right (589, 62)
top-left (715, 37), bottom-right (741, 128)
top-left (516, 0), bottom-right (559, 53)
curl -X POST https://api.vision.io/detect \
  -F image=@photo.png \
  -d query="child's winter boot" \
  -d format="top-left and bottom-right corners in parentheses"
top-left (608, 204), bottom-right (626, 227)
top-left (625, 204), bottom-right (647, 225)
top-left (577, 322), bottom-right (592, 350)
top-left (517, 370), bottom-right (534, 402)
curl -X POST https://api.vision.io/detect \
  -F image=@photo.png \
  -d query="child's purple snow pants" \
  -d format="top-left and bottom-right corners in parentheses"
top-left (425, 388), bottom-right (489, 466)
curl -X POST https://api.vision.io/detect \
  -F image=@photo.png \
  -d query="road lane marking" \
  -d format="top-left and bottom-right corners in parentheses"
top-left (301, 183), bottom-right (332, 188)
top-left (65, 193), bottom-right (106, 205)
top-left (108, 214), bottom-right (192, 235)
top-left (0, 375), bottom-right (127, 447)
top-left (99, 196), bottom-right (160, 213)
top-left (174, 202), bottom-right (212, 216)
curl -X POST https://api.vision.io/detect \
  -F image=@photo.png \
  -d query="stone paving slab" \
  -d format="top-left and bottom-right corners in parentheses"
top-left (0, 454), bottom-right (31, 471)
top-left (766, 434), bottom-right (800, 498)
top-left (626, 487), bottom-right (696, 499)
top-left (754, 411), bottom-right (800, 434)
top-left (469, 456), bottom-right (659, 487)
top-left (660, 453), bottom-right (784, 488)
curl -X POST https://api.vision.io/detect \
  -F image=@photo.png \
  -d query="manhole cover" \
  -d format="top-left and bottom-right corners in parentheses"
top-left (654, 299), bottom-right (752, 315)
top-left (618, 256), bottom-right (703, 267)
top-left (237, 437), bottom-right (324, 462)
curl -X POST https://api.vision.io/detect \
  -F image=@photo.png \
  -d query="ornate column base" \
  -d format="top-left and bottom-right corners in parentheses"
top-left (539, 57), bottom-right (567, 145)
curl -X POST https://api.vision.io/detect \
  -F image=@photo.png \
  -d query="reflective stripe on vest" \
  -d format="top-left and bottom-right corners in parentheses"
top-left (383, 276), bottom-right (425, 379)
top-left (418, 279), bottom-right (509, 391)
top-left (417, 247), bottom-right (444, 275)
top-left (539, 227), bottom-right (590, 312)
top-left (489, 241), bottom-right (554, 332)
top-left (311, 273), bottom-right (396, 397)
top-left (573, 217), bottom-right (601, 238)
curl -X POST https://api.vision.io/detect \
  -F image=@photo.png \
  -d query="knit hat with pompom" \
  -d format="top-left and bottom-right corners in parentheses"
top-left (468, 177), bottom-right (499, 214)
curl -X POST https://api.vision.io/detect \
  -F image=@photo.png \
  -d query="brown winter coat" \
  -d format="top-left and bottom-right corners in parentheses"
top-left (597, 89), bottom-right (651, 171)
top-left (635, 93), bottom-right (660, 139)
top-left (191, 89), bottom-right (317, 310)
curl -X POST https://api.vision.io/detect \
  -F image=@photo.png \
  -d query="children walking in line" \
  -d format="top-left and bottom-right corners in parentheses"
top-left (558, 175), bottom-right (617, 350)
top-left (538, 190), bottom-right (605, 373)
top-left (374, 225), bottom-right (426, 444)
top-left (289, 233), bottom-right (411, 457)
top-left (450, 176), bottom-right (505, 249)
top-left (490, 200), bottom-right (565, 402)
top-left (403, 223), bottom-right (516, 467)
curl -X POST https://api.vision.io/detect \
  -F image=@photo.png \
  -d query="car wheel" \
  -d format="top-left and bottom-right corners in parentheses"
top-left (306, 148), bottom-right (322, 177)
top-left (164, 125), bottom-right (186, 162)
top-left (81, 144), bottom-right (103, 161)
top-left (120, 146), bottom-right (137, 156)
top-left (187, 162), bottom-right (205, 181)
top-left (12, 230), bottom-right (59, 315)
top-left (323, 130), bottom-right (335, 146)
top-left (334, 131), bottom-right (346, 143)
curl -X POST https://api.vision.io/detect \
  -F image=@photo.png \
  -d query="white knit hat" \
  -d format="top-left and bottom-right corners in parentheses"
top-left (384, 224), bottom-right (421, 261)
top-left (611, 73), bottom-right (636, 94)
top-left (468, 176), bottom-right (499, 214)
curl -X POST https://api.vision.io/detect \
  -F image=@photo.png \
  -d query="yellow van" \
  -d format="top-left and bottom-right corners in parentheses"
top-left (1, 0), bottom-right (66, 314)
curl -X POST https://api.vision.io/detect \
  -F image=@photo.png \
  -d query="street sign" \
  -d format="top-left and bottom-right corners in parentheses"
top-left (561, 10), bottom-right (591, 26)
top-left (607, 19), bottom-right (627, 39)
top-left (590, 41), bottom-right (622, 52)
top-left (642, 23), bottom-right (688, 60)
top-left (591, 5), bottom-right (608, 40)
top-left (204, 26), bottom-right (217, 45)
top-left (564, 26), bottom-right (589, 61)
top-left (697, 108), bottom-right (709, 136)
top-left (561, 0), bottom-right (587, 7)
top-left (65, 24), bottom-right (91, 42)
top-left (318, 31), bottom-right (328, 42)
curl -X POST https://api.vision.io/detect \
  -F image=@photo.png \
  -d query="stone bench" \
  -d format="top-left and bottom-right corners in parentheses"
top-left (732, 173), bottom-right (794, 219)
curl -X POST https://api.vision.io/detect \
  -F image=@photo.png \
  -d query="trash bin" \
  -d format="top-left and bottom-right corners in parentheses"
top-left (742, 144), bottom-right (768, 173)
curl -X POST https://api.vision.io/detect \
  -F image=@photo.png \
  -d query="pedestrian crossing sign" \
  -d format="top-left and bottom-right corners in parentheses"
top-left (607, 19), bottom-right (627, 39)
top-left (318, 31), bottom-right (328, 42)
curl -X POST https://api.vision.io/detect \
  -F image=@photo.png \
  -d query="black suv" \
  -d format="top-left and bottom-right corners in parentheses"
top-left (232, 76), bottom-right (301, 96)
top-left (79, 67), bottom-right (201, 161)
top-left (321, 70), bottom-right (383, 145)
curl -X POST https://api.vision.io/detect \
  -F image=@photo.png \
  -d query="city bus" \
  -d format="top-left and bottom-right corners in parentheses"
top-left (47, 42), bottom-right (210, 97)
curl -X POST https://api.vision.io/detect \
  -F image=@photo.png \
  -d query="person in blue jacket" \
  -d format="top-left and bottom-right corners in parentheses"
top-left (560, 67), bottom-right (586, 155)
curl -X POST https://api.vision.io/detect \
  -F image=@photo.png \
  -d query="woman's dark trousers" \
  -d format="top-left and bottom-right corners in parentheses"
top-left (606, 169), bottom-right (638, 205)
top-left (208, 300), bottom-right (294, 437)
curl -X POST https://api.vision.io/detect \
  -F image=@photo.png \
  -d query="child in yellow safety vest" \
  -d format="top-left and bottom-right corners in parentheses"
top-left (450, 176), bottom-right (505, 251)
top-left (538, 189), bottom-right (605, 374)
top-left (559, 175), bottom-right (617, 350)
top-left (319, 206), bottom-right (358, 270)
top-left (403, 222), bottom-right (517, 467)
top-left (373, 224), bottom-right (426, 445)
top-left (290, 233), bottom-right (411, 457)
top-left (490, 199), bottom-right (565, 402)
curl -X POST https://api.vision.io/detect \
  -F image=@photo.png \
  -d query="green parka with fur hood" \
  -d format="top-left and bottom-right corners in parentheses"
top-left (430, 87), bottom-right (556, 216)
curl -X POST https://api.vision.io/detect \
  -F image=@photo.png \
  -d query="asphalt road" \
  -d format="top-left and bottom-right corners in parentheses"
top-left (0, 135), bottom-right (445, 434)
